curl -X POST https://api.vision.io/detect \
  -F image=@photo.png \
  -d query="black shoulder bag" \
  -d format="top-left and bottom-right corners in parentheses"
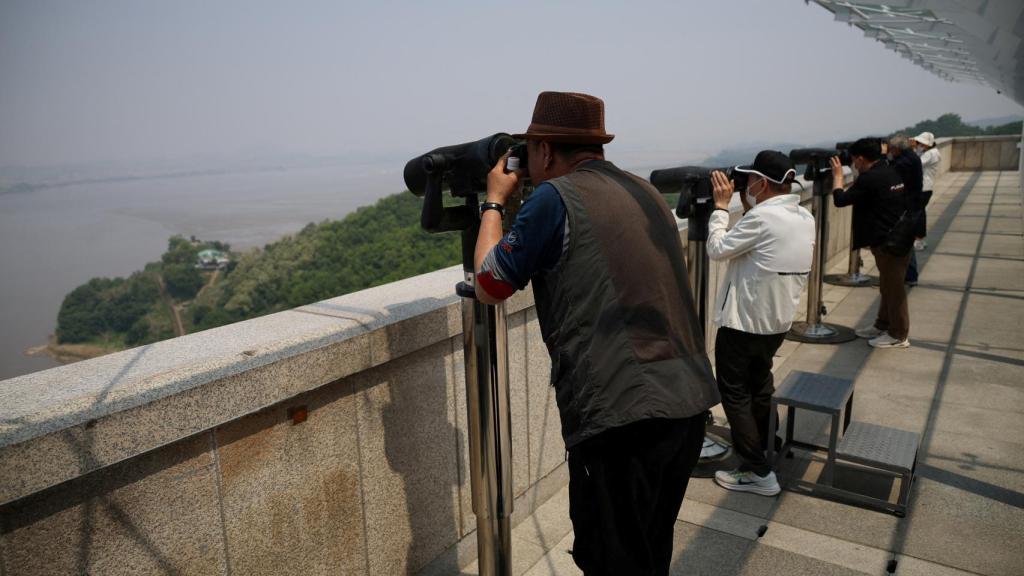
top-left (883, 210), bottom-right (917, 256)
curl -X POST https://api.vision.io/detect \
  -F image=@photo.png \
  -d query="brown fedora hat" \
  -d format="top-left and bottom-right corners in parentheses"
top-left (512, 91), bottom-right (615, 144)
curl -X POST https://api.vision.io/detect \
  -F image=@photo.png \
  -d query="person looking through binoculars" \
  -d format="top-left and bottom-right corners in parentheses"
top-left (831, 138), bottom-right (912, 348)
top-left (706, 151), bottom-right (815, 496)
top-left (474, 91), bottom-right (719, 575)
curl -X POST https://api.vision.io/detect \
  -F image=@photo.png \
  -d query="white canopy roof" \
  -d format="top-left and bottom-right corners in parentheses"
top-left (810, 0), bottom-right (1023, 106)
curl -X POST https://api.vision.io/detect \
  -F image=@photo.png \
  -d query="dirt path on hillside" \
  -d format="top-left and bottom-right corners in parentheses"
top-left (157, 276), bottom-right (185, 337)
top-left (195, 269), bottom-right (219, 301)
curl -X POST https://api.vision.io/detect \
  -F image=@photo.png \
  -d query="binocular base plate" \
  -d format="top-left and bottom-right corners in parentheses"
top-left (824, 273), bottom-right (879, 287)
top-left (786, 322), bottom-right (857, 344)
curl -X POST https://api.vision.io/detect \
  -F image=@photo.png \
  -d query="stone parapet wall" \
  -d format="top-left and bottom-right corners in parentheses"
top-left (0, 172), bottom-right (859, 575)
top-left (947, 134), bottom-right (1021, 172)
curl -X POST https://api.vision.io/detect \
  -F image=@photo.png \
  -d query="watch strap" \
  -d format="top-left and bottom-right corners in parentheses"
top-left (480, 202), bottom-right (505, 217)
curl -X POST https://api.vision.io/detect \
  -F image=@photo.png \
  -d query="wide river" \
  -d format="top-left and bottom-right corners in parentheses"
top-left (0, 162), bottom-right (406, 380)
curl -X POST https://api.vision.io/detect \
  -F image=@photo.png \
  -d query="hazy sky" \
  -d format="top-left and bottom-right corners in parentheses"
top-left (1, 0), bottom-right (1021, 168)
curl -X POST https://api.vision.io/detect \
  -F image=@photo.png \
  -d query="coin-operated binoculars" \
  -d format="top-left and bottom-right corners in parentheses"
top-left (405, 133), bottom-right (521, 576)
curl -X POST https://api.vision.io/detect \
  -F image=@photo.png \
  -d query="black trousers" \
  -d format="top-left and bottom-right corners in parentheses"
top-left (567, 415), bottom-right (705, 576)
top-left (913, 190), bottom-right (933, 239)
top-left (714, 326), bottom-right (787, 477)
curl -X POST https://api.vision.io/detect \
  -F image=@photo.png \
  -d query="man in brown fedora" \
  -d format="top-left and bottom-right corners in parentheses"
top-left (474, 91), bottom-right (719, 575)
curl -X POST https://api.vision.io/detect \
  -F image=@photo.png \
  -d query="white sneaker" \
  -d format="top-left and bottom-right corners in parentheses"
top-left (914, 239), bottom-right (927, 251)
top-left (869, 333), bottom-right (910, 349)
top-left (714, 469), bottom-right (781, 496)
top-left (855, 325), bottom-right (885, 339)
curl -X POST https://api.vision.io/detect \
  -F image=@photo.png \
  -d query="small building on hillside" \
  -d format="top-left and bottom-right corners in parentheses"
top-left (196, 249), bottom-right (230, 270)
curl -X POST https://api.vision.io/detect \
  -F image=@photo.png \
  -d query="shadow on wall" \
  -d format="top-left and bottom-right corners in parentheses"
top-left (0, 347), bottom-right (227, 575)
top-left (380, 346), bottom-right (463, 575)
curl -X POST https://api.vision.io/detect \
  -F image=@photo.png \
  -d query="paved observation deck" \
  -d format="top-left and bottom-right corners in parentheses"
top-left (0, 136), bottom-right (1020, 575)
top-left (467, 169), bottom-right (1024, 576)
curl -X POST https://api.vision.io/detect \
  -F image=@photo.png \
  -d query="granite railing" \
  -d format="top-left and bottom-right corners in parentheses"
top-left (0, 153), bottom-right (963, 575)
top-left (944, 134), bottom-right (1021, 172)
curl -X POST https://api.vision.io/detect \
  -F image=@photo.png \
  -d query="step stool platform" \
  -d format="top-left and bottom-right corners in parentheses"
top-left (774, 371), bottom-right (855, 414)
top-left (837, 421), bottom-right (919, 473)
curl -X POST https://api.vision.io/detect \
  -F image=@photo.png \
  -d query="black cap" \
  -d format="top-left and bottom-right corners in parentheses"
top-left (735, 150), bottom-right (796, 184)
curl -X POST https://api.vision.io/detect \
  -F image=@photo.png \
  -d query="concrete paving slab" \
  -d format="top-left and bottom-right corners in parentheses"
top-left (957, 294), bottom-right (1024, 360)
top-left (677, 499), bottom-right (766, 541)
top-left (522, 532), bottom-right (578, 576)
top-left (971, 258), bottom-right (1024, 293)
top-left (933, 231), bottom-right (984, 257)
top-left (929, 401), bottom-right (1024, 445)
top-left (733, 543), bottom-right (872, 576)
top-left (938, 355), bottom-right (1024, 413)
top-left (898, 476), bottom-right (1024, 576)
top-left (921, 429), bottom-right (1024, 499)
top-left (980, 234), bottom-right (1024, 259)
top-left (514, 486), bottom-right (573, 551)
top-left (894, 554), bottom-right (987, 576)
top-left (459, 534), bottom-right (549, 576)
top-left (758, 517), bottom-right (891, 574)
top-left (670, 522), bottom-right (754, 575)
top-left (948, 216), bottom-right (990, 233)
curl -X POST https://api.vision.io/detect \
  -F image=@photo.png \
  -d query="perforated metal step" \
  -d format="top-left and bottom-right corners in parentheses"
top-left (837, 421), bottom-right (919, 473)
top-left (774, 371), bottom-right (855, 414)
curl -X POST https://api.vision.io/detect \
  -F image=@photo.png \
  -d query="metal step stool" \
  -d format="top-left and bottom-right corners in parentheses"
top-left (836, 421), bottom-right (919, 517)
top-left (768, 371), bottom-right (919, 516)
top-left (768, 371), bottom-right (855, 487)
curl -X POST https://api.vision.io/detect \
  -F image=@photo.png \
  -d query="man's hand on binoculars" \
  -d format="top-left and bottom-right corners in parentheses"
top-left (711, 170), bottom-right (734, 211)
top-left (830, 156), bottom-right (845, 190)
top-left (486, 152), bottom-right (524, 206)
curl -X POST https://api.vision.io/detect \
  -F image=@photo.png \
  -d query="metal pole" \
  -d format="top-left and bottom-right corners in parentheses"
top-left (687, 240), bottom-right (709, 337)
top-left (459, 272), bottom-right (513, 576)
top-left (686, 211), bottom-right (729, 464)
top-left (786, 174), bottom-right (856, 343)
top-left (824, 202), bottom-right (878, 287)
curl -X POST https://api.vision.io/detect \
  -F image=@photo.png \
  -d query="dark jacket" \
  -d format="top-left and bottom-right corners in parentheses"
top-left (533, 160), bottom-right (720, 448)
top-left (891, 151), bottom-right (924, 212)
top-left (833, 161), bottom-right (907, 249)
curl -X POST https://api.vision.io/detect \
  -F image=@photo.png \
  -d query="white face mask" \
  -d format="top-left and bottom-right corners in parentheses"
top-left (745, 179), bottom-right (762, 207)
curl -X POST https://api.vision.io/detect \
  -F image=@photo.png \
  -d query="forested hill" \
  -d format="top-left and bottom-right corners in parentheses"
top-left (54, 191), bottom-right (461, 353)
top-left (189, 191), bottom-right (461, 331)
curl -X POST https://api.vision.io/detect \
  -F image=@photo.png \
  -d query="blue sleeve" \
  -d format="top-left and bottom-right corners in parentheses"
top-left (488, 183), bottom-right (566, 289)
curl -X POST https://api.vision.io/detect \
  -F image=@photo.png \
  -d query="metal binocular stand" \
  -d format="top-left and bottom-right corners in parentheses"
top-left (786, 153), bottom-right (857, 344)
top-left (676, 193), bottom-right (732, 467)
top-left (825, 244), bottom-right (879, 287)
top-left (408, 145), bottom-right (515, 576)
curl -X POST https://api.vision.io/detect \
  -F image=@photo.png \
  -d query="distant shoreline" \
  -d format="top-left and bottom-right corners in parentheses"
top-left (26, 335), bottom-right (115, 365)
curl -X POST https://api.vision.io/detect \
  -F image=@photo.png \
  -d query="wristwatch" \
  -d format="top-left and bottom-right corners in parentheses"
top-left (479, 202), bottom-right (505, 217)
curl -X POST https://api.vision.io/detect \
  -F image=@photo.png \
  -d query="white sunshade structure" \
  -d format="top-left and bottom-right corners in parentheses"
top-left (809, 0), bottom-right (1024, 107)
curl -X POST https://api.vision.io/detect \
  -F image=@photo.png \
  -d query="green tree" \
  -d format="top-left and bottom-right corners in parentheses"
top-left (125, 318), bottom-right (150, 345)
top-left (163, 263), bottom-right (203, 300)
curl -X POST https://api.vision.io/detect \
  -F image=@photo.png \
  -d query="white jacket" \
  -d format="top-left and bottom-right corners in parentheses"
top-left (707, 194), bottom-right (815, 335)
top-left (919, 147), bottom-right (941, 191)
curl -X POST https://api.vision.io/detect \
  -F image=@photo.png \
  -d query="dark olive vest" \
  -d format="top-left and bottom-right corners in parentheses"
top-left (533, 160), bottom-right (720, 448)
